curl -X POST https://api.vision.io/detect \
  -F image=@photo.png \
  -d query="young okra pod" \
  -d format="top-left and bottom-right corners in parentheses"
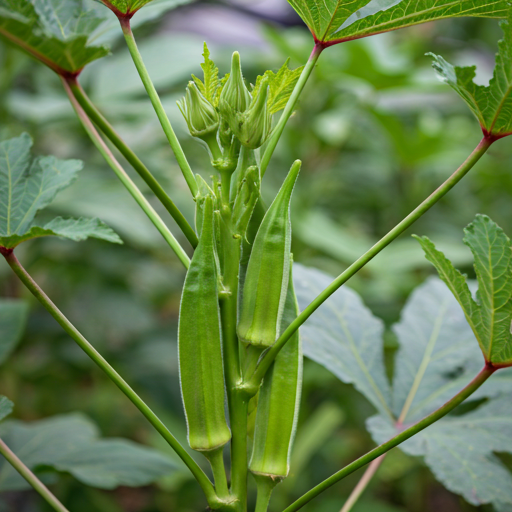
top-left (237, 160), bottom-right (301, 347)
top-left (249, 272), bottom-right (303, 482)
top-left (178, 196), bottom-right (231, 452)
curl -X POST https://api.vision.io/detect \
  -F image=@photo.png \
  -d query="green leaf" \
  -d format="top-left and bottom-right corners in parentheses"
top-left (430, 15), bottom-right (512, 137)
top-left (415, 215), bottom-right (512, 365)
top-left (0, 414), bottom-right (176, 491)
top-left (252, 59), bottom-right (305, 115)
top-left (0, 397), bottom-right (13, 422)
top-left (191, 42), bottom-right (219, 105)
top-left (287, 0), bottom-right (508, 44)
top-left (97, 0), bottom-right (155, 14)
top-left (293, 264), bottom-right (393, 419)
top-left (0, 299), bottom-right (29, 365)
top-left (0, 0), bottom-right (109, 74)
top-left (0, 134), bottom-right (121, 248)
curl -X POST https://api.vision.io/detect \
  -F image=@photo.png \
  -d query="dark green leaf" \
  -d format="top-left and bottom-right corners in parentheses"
top-left (0, 0), bottom-right (109, 74)
top-left (0, 397), bottom-right (13, 422)
top-left (293, 264), bottom-right (393, 419)
top-left (0, 300), bottom-right (29, 365)
top-left (430, 15), bottom-right (512, 137)
top-left (287, 0), bottom-right (508, 44)
top-left (0, 414), bottom-right (176, 491)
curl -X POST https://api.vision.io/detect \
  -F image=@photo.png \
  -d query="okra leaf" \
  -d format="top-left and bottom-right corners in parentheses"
top-left (0, 414), bottom-right (176, 491)
top-left (97, 0), bottom-right (155, 14)
top-left (293, 264), bottom-right (392, 420)
top-left (252, 59), bottom-right (305, 115)
top-left (430, 14), bottom-right (512, 138)
top-left (0, 134), bottom-right (121, 249)
top-left (192, 42), bottom-right (219, 105)
top-left (0, 300), bottom-right (29, 365)
top-left (0, 0), bottom-right (109, 75)
top-left (0, 397), bottom-right (13, 422)
top-left (287, 0), bottom-right (508, 45)
top-left (416, 215), bottom-right (512, 366)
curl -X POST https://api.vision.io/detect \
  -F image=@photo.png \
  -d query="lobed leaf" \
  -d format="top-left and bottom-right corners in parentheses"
top-left (430, 14), bottom-right (512, 137)
top-left (0, 414), bottom-right (176, 491)
top-left (0, 397), bottom-right (13, 423)
top-left (0, 300), bottom-right (29, 365)
top-left (0, 0), bottom-right (109, 75)
top-left (287, 0), bottom-right (508, 45)
top-left (192, 42), bottom-right (220, 105)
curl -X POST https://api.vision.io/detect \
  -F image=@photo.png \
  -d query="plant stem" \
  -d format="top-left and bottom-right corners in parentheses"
top-left (0, 437), bottom-right (70, 512)
top-left (61, 78), bottom-right (191, 269)
top-left (254, 475), bottom-right (278, 512)
top-left (67, 78), bottom-right (198, 249)
top-left (206, 447), bottom-right (231, 500)
top-left (260, 44), bottom-right (322, 177)
top-left (339, 456), bottom-right (385, 512)
top-left (230, 393), bottom-right (249, 511)
top-left (2, 251), bottom-right (219, 507)
top-left (282, 364), bottom-right (497, 512)
top-left (245, 136), bottom-right (493, 392)
top-left (119, 18), bottom-right (198, 198)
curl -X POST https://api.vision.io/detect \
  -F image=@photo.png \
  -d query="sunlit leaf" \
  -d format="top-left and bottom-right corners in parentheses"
top-left (430, 15), bottom-right (512, 137)
top-left (191, 42), bottom-right (219, 105)
top-left (0, 0), bottom-right (109, 74)
top-left (287, 0), bottom-right (508, 44)
top-left (0, 300), bottom-right (29, 365)
top-left (0, 397), bottom-right (13, 422)
top-left (0, 414), bottom-right (176, 491)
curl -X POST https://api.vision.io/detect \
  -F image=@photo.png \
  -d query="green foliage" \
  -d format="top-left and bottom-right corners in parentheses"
top-left (192, 43), bottom-right (220, 106)
top-left (0, 0), bottom-right (109, 74)
top-left (0, 133), bottom-right (121, 248)
top-left (98, 0), bottom-right (155, 14)
top-left (0, 299), bottom-right (28, 364)
top-left (0, 397), bottom-right (13, 422)
top-left (415, 215), bottom-right (512, 365)
top-left (430, 15), bottom-right (512, 137)
top-left (287, 0), bottom-right (508, 44)
top-left (0, 414), bottom-right (177, 491)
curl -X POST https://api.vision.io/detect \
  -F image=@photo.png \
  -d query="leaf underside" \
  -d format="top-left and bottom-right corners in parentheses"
top-left (430, 14), bottom-right (512, 137)
top-left (0, 299), bottom-right (29, 365)
top-left (0, 414), bottom-right (176, 491)
top-left (287, 0), bottom-right (508, 44)
top-left (0, 133), bottom-right (121, 248)
top-left (98, 0), bottom-right (156, 14)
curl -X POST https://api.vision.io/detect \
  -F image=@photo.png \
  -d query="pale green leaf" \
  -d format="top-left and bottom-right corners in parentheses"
top-left (0, 300), bottom-right (29, 365)
top-left (0, 414), bottom-right (176, 491)
top-left (293, 264), bottom-right (393, 420)
top-left (430, 15), bottom-right (512, 137)
top-left (191, 42), bottom-right (219, 104)
top-left (0, 0), bottom-right (109, 74)
top-left (98, 0), bottom-right (155, 14)
top-left (252, 59), bottom-right (305, 114)
top-left (287, 0), bottom-right (508, 44)
top-left (0, 397), bottom-right (13, 422)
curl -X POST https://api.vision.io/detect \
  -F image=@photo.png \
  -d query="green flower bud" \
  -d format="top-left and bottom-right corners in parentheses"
top-left (177, 81), bottom-right (219, 140)
top-left (231, 79), bottom-right (272, 149)
top-left (219, 52), bottom-right (252, 119)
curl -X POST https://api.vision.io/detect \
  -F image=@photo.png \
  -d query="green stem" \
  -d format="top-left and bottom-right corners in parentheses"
top-left (2, 251), bottom-right (219, 507)
top-left (254, 475), bottom-right (278, 512)
top-left (260, 44), bottom-right (322, 177)
top-left (67, 78), bottom-right (198, 249)
top-left (245, 136), bottom-right (493, 392)
top-left (61, 78), bottom-right (191, 270)
top-left (119, 18), bottom-right (198, 198)
top-left (230, 393), bottom-right (249, 511)
top-left (205, 447), bottom-right (231, 500)
top-left (282, 364), bottom-right (497, 512)
top-left (0, 437), bottom-right (70, 512)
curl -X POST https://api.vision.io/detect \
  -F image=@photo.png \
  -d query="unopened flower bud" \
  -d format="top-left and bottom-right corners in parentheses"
top-left (219, 52), bottom-right (252, 120)
top-left (177, 82), bottom-right (219, 140)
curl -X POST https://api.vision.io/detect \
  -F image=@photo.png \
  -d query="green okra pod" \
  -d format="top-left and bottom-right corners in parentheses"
top-left (237, 160), bottom-right (301, 347)
top-left (249, 273), bottom-right (303, 480)
top-left (178, 195), bottom-right (231, 452)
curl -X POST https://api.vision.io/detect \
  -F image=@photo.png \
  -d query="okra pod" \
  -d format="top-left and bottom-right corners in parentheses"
top-left (178, 196), bottom-right (231, 452)
top-left (237, 160), bottom-right (301, 347)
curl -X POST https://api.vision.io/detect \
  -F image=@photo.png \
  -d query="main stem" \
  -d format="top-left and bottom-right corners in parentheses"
top-left (283, 364), bottom-right (497, 512)
top-left (2, 251), bottom-right (219, 507)
top-left (61, 79), bottom-right (191, 270)
top-left (0, 437), bottom-right (70, 512)
top-left (119, 18), bottom-right (198, 198)
top-left (260, 44), bottom-right (323, 177)
top-left (246, 136), bottom-right (493, 391)
top-left (67, 78), bottom-right (198, 249)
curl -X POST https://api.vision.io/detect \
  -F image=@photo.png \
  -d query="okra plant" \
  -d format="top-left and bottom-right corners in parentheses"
top-left (1, 0), bottom-right (512, 511)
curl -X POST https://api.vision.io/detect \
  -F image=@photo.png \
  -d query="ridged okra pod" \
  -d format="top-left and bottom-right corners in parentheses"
top-left (237, 160), bottom-right (301, 347)
top-left (178, 196), bottom-right (231, 452)
top-left (249, 273), bottom-right (303, 491)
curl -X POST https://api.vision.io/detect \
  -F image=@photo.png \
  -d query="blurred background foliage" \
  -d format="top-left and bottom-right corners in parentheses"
top-left (0, 0), bottom-right (510, 511)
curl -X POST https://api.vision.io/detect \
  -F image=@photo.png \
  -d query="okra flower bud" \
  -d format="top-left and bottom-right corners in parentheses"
top-left (177, 81), bottom-right (219, 140)
top-left (219, 52), bottom-right (252, 119)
